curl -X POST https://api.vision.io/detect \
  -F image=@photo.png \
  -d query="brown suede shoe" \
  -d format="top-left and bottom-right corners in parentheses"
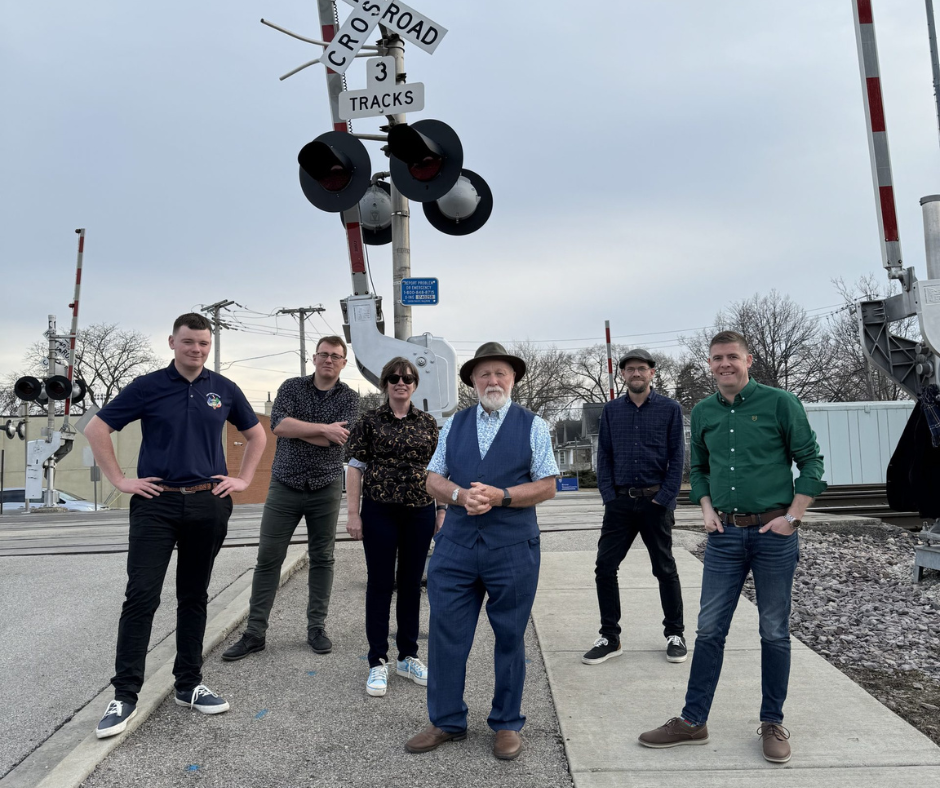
top-left (638, 717), bottom-right (709, 748)
top-left (758, 722), bottom-right (791, 763)
top-left (405, 724), bottom-right (467, 753)
top-left (493, 730), bottom-right (523, 760)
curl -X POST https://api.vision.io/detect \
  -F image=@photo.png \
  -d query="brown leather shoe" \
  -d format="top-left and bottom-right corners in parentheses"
top-left (758, 722), bottom-right (791, 763)
top-left (405, 724), bottom-right (467, 753)
top-left (638, 717), bottom-right (709, 748)
top-left (493, 729), bottom-right (523, 760)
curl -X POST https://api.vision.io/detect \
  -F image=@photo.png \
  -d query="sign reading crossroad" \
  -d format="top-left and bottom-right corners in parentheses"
top-left (323, 0), bottom-right (448, 74)
top-left (339, 56), bottom-right (425, 120)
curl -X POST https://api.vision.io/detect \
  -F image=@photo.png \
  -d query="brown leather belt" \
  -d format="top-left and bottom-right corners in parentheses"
top-left (717, 507), bottom-right (788, 527)
top-left (158, 483), bottom-right (217, 494)
top-left (616, 484), bottom-right (662, 499)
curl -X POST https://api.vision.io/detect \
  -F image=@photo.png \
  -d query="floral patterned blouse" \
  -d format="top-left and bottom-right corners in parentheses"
top-left (345, 403), bottom-right (439, 507)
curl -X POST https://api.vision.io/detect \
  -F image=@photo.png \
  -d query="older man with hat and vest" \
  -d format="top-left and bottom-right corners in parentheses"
top-left (582, 348), bottom-right (687, 666)
top-left (405, 342), bottom-right (559, 761)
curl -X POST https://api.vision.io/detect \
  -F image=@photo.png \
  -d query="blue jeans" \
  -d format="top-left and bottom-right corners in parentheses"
top-left (681, 525), bottom-right (799, 726)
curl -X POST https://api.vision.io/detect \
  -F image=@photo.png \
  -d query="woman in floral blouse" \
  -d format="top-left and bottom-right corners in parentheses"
top-left (345, 357), bottom-right (444, 697)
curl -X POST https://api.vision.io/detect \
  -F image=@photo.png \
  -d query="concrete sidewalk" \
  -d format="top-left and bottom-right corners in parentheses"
top-left (533, 536), bottom-right (940, 787)
top-left (5, 516), bottom-right (940, 788)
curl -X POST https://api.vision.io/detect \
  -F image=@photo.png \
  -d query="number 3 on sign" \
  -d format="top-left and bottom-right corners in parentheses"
top-left (367, 56), bottom-right (395, 88)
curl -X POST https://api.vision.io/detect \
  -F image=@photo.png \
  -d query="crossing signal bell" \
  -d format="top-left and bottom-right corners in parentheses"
top-left (14, 375), bottom-right (86, 404)
top-left (298, 131), bottom-right (372, 213)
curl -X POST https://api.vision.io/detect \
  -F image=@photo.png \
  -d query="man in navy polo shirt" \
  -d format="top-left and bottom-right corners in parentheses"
top-left (404, 342), bottom-right (559, 762)
top-left (582, 348), bottom-right (686, 667)
top-left (85, 313), bottom-right (266, 739)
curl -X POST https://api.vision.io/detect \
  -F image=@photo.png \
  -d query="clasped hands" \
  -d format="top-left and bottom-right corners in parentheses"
top-left (464, 482), bottom-right (504, 516)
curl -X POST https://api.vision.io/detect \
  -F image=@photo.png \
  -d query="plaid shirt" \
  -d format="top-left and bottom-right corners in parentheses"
top-left (596, 388), bottom-right (685, 508)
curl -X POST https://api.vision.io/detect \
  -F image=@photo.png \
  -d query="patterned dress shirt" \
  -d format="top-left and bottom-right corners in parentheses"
top-left (345, 403), bottom-right (438, 507)
top-left (428, 399), bottom-right (559, 481)
top-left (269, 376), bottom-right (359, 491)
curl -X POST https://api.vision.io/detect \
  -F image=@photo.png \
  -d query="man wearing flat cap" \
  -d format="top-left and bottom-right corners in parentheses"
top-left (582, 348), bottom-right (687, 666)
top-left (405, 342), bottom-right (559, 761)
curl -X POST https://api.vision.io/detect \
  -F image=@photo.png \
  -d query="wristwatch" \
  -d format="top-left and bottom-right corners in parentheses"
top-left (784, 513), bottom-right (801, 529)
top-left (501, 488), bottom-right (512, 507)
top-left (451, 487), bottom-right (460, 504)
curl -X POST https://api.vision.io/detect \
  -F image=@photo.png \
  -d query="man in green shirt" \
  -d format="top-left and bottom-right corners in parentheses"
top-left (639, 330), bottom-right (826, 764)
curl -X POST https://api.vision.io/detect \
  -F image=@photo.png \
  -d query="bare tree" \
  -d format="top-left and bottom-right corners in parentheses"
top-left (818, 275), bottom-right (914, 401)
top-left (453, 342), bottom-right (578, 425)
top-left (681, 290), bottom-right (827, 401)
top-left (1, 323), bottom-right (162, 414)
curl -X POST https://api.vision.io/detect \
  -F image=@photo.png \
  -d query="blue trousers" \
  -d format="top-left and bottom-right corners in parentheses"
top-left (426, 534), bottom-right (540, 733)
top-left (682, 525), bottom-right (800, 725)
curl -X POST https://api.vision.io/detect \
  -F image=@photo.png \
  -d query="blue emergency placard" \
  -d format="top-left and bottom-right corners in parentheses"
top-left (401, 277), bottom-right (439, 305)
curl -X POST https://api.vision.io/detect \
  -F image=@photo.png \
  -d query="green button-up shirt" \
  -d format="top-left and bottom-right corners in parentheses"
top-left (689, 379), bottom-right (827, 513)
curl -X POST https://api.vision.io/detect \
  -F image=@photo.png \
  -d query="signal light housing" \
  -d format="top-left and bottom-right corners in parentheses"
top-left (423, 170), bottom-right (493, 236)
top-left (387, 120), bottom-right (463, 202)
top-left (298, 131), bottom-right (372, 213)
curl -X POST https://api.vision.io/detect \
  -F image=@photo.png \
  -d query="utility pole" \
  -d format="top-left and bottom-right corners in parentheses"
top-left (201, 299), bottom-right (235, 373)
top-left (380, 31), bottom-right (413, 342)
top-left (277, 305), bottom-right (326, 375)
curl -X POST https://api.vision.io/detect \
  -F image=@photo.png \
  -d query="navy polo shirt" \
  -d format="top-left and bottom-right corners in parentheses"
top-left (97, 362), bottom-right (259, 486)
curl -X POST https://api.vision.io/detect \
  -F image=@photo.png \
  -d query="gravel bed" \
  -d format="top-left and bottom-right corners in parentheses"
top-left (690, 525), bottom-right (940, 746)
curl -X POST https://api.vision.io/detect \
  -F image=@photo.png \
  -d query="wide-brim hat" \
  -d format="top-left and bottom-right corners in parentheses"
top-left (618, 348), bottom-right (656, 369)
top-left (459, 342), bottom-right (527, 387)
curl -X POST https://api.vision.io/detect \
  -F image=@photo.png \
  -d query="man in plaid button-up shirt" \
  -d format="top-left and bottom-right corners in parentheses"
top-left (582, 348), bottom-right (686, 667)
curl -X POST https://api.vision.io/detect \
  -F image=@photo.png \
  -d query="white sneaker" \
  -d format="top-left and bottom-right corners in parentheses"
top-left (367, 659), bottom-right (388, 697)
top-left (396, 655), bottom-right (429, 686)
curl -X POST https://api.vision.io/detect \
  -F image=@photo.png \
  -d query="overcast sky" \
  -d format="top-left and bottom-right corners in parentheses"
top-left (3, 1), bottom-right (940, 408)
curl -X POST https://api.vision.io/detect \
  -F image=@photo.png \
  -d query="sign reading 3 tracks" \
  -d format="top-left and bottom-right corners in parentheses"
top-left (338, 56), bottom-right (425, 120)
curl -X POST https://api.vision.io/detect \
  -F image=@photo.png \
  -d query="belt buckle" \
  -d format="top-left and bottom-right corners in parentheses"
top-left (732, 513), bottom-right (750, 527)
top-left (180, 486), bottom-right (196, 495)
top-left (628, 488), bottom-right (641, 498)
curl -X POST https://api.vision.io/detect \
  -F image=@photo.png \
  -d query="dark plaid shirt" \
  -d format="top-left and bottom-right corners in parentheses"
top-left (269, 376), bottom-right (359, 491)
top-left (596, 388), bottom-right (685, 508)
top-left (346, 403), bottom-right (438, 507)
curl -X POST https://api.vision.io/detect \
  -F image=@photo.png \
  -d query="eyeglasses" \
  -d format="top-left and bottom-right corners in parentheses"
top-left (623, 366), bottom-right (651, 374)
top-left (315, 352), bottom-right (346, 362)
top-left (387, 374), bottom-right (416, 385)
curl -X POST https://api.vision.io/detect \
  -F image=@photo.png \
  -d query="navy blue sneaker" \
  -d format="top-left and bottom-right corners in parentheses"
top-left (96, 699), bottom-right (137, 739)
top-left (174, 684), bottom-right (230, 714)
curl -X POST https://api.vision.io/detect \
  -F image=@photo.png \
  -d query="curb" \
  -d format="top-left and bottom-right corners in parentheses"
top-left (1, 547), bottom-right (309, 788)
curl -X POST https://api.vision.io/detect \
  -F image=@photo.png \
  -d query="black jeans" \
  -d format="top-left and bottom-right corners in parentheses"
top-left (594, 494), bottom-right (683, 640)
top-left (112, 491), bottom-right (231, 703)
top-left (360, 497), bottom-right (435, 668)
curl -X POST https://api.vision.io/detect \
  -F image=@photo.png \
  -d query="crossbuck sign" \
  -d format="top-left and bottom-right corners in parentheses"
top-left (322, 0), bottom-right (448, 74)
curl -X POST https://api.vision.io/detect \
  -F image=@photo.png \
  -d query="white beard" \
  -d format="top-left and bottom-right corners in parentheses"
top-left (479, 387), bottom-right (509, 411)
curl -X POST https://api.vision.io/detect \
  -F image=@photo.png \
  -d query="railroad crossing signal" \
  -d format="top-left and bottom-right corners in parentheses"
top-left (2, 419), bottom-right (27, 440)
top-left (298, 131), bottom-right (373, 213)
top-left (14, 375), bottom-right (87, 405)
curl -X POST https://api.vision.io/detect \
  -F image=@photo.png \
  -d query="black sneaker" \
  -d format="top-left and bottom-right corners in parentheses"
top-left (221, 632), bottom-right (266, 661)
top-left (582, 636), bottom-right (623, 665)
top-left (666, 635), bottom-right (688, 663)
top-left (308, 628), bottom-right (333, 654)
top-left (175, 684), bottom-right (230, 714)
top-left (96, 699), bottom-right (137, 739)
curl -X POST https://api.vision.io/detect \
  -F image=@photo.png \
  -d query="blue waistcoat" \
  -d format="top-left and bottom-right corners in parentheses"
top-left (441, 402), bottom-right (539, 549)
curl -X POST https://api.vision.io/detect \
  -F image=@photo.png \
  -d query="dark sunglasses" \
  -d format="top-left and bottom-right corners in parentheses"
top-left (387, 373), bottom-right (416, 385)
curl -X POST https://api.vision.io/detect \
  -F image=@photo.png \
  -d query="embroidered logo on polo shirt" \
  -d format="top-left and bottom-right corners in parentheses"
top-left (206, 393), bottom-right (222, 409)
